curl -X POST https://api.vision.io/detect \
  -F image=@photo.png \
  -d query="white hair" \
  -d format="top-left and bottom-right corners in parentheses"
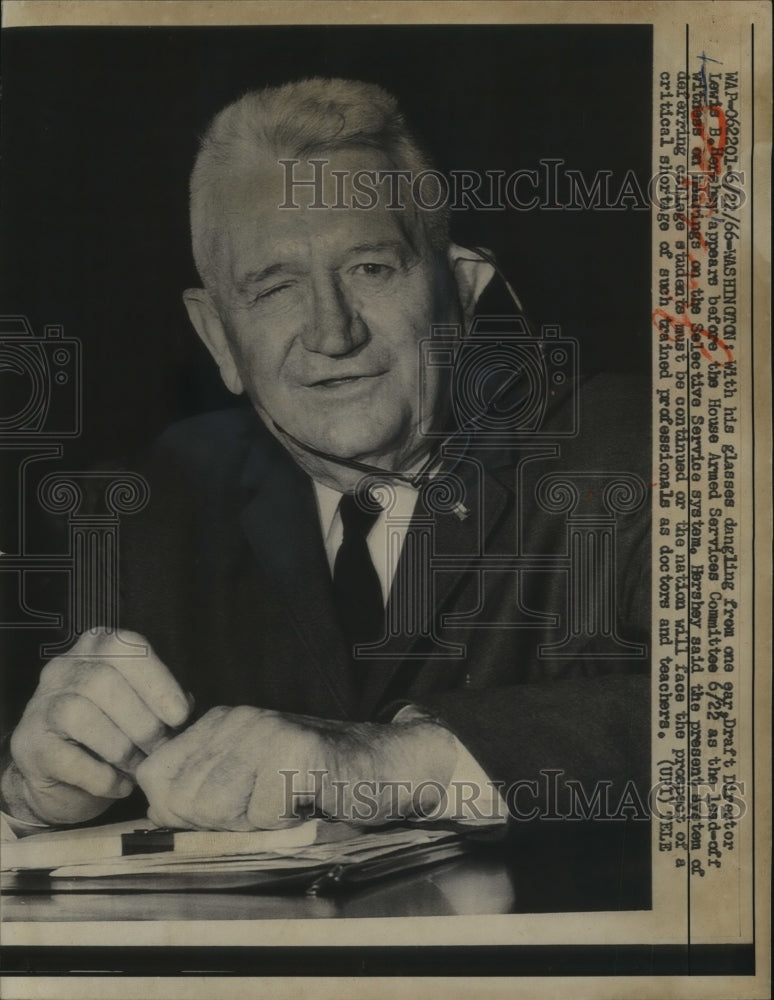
top-left (189, 77), bottom-right (451, 291)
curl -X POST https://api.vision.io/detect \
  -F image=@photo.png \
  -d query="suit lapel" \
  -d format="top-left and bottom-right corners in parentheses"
top-left (356, 455), bottom-right (514, 717)
top-left (236, 420), bottom-right (515, 721)
top-left (238, 432), bottom-right (358, 719)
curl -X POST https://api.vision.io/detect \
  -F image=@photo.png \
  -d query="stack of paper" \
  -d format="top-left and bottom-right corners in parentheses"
top-left (0, 817), bottom-right (461, 889)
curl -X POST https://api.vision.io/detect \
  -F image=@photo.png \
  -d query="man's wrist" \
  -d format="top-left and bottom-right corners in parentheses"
top-left (311, 717), bottom-right (457, 824)
top-left (388, 707), bottom-right (507, 825)
top-left (0, 762), bottom-right (49, 827)
top-left (379, 717), bottom-right (459, 819)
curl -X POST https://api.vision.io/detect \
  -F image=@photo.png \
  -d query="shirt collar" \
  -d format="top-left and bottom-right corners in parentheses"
top-left (313, 481), bottom-right (345, 547)
top-left (313, 479), bottom-right (420, 543)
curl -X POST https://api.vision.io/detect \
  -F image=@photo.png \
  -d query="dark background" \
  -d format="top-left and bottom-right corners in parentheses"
top-left (0, 23), bottom-right (652, 726)
top-left (0, 25), bottom-right (665, 972)
top-left (0, 23), bottom-right (652, 481)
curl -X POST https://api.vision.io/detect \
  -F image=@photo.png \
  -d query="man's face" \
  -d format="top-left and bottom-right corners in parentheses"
top-left (204, 149), bottom-right (456, 471)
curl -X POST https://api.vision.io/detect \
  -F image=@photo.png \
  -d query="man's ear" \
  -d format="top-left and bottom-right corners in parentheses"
top-left (447, 243), bottom-right (496, 324)
top-left (182, 289), bottom-right (244, 395)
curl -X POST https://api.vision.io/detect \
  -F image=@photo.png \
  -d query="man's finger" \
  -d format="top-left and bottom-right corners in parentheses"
top-left (146, 801), bottom-right (189, 829)
top-left (44, 738), bottom-right (134, 800)
top-left (49, 694), bottom-right (145, 773)
top-left (136, 732), bottom-right (219, 829)
top-left (147, 806), bottom-right (163, 827)
top-left (140, 756), bottom-right (190, 829)
top-left (247, 777), bottom-right (307, 830)
top-left (71, 629), bottom-right (191, 728)
top-left (77, 666), bottom-right (172, 755)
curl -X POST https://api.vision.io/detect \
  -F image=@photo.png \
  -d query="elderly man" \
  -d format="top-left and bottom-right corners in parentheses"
top-left (2, 79), bottom-right (649, 840)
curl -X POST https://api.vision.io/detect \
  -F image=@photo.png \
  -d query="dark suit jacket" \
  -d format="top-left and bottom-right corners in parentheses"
top-left (0, 371), bottom-right (652, 906)
top-left (112, 374), bottom-right (651, 819)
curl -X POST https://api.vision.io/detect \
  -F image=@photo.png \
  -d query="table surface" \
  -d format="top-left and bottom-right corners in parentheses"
top-left (2, 854), bottom-right (516, 921)
top-left (1, 823), bottom-right (651, 921)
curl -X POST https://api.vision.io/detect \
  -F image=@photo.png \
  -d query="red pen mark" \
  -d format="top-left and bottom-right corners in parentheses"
top-left (655, 102), bottom-right (735, 367)
top-left (691, 103), bottom-right (727, 175)
top-left (686, 251), bottom-right (701, 290)
top-left (652, 307), bottom-right (733, 365)
top-left (676, 207), bottom-right (709, 252)
top-left (675, 104), bottom-right (728, 251)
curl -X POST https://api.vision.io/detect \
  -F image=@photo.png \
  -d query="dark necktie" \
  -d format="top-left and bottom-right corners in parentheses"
top-left (332, 493), bottom-right (384, 658)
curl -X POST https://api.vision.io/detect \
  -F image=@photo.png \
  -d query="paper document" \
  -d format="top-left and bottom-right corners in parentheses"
top-left (0, 817), bottom-right (460, 883)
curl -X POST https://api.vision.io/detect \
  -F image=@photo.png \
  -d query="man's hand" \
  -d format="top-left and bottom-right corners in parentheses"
top-left (3, 630), bottom-right (191, 826)
top-left (136, 706), bottom-right (458, 831)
